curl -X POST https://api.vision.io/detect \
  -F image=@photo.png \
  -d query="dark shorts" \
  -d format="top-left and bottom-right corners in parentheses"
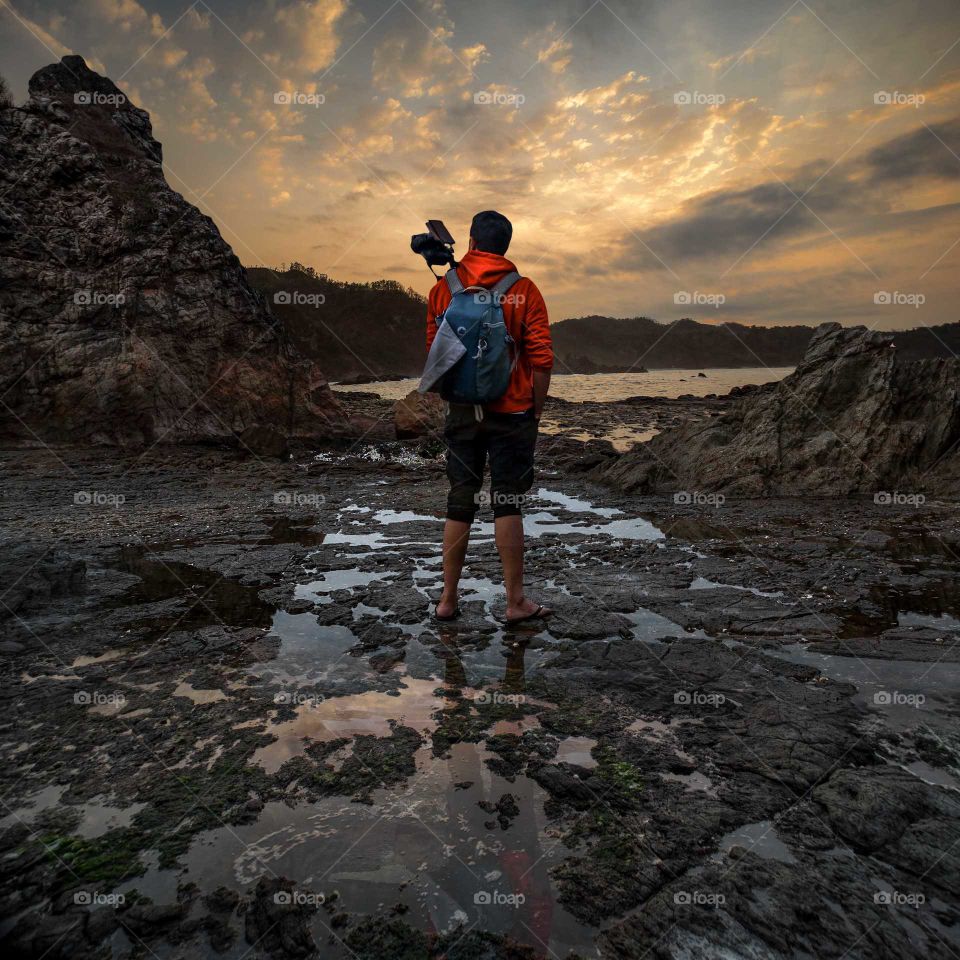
top-left (444, 404), bottom-right (538, 522)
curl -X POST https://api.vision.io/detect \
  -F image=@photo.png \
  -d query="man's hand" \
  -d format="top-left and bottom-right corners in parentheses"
top-left (532, 367), bottom-right (552, 420)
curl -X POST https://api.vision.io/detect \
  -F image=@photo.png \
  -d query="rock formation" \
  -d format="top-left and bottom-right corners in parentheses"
top-left (393, 388), bottom-right (445, 440)
top-left (0, 55), bottom-right (345, 446)
top-left (591, 323), bottom-right (960, 496)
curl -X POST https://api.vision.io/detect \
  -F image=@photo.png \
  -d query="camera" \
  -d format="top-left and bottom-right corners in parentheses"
top-left (411, 220), bottom-right (456, 277)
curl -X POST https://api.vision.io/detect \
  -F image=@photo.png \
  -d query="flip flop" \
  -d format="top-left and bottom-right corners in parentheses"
top-left (433, 604), bottom-right (461, 622)
top-left (504, 604), bottom-right (552, 626)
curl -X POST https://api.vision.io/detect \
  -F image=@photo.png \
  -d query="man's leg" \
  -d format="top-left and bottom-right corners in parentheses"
top-left (488, 411), bottom-right (550, 621)
top-left (495, 514), bottom-right (539, 619)
top-left (437, 519), bottom-right (470, 618)
top-left (437, 405), bottom-right (486, 617)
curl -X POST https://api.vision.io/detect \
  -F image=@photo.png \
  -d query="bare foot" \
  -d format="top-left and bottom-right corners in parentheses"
top-left (505, 596), bottom-right (552, 623)
top-left (435, 595), bottom-right (459, 619)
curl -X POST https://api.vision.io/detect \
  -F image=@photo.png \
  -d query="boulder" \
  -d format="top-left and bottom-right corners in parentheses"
top-left (592, 323), bottom-right (960, 496)
top-left (394, 388), bottom-right (445, 439)
top-left (0, 55), bottom-right (346, 446)
top-left (238, 425), bottom-right (289, 459)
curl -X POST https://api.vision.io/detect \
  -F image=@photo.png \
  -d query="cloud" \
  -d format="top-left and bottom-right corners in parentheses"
top-left (525, 25), bottom-right (574, 74)
top-left (615, 114), bottom-right (960, 271)
top-left (276, 0), bottom-right (348, 74)
top-left (93, 0), bottom-right (148, 31)
top-left (370, 1), bottom-right (487, 99)
top-left (865, 115), bottom-right (960, 183)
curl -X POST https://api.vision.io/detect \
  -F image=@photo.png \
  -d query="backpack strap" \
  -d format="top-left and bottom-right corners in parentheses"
top-left (490, 271), bottom-right (521, 303)
top-left (444, 267), bottom-right (464, 296)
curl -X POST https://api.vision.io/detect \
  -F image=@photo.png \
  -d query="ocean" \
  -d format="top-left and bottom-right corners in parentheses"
top-left (332, 367), bottom-right (796, 402)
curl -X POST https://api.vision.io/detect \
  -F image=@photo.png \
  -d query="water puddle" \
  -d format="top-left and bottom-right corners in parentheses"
top-left (555, 736), bottom-right (598, 769)
top-left (296, 569), bottom-right (395, 600)
top-left (626, 718), bottom-right (699, 765)
top-left (249, 612), bottom-right (360, 686)
top-left (0, 784), bottom-right (66, 828)
top-left (107, 546), bottom-right (274, 631)
top-left (324, 488), bottom-right (663, 546)
top-left (626, 608), bottom-right (707, 642)
top-left (251, 677), bottom-right (447, 774)
top-left (71, 649), bottom-right (128, 668)
top-left (534, 489), bottom-right (623, 518)
top-left (775, 643), bottom-right (960, 731)
top-left (258, 516), bottom-right (326, 547)
top-left (522, 511), bottom-right (664, 542)
top-left (835, 579), bottom-right (960, 638)
top-left (661, 770), bottom-right (717, 795)
top-left (123, 741), bottom-right (600, 958)
top-left (173, 681), bottom-right (228, 705)
top-left (689, 577), bottom-right (785, 599)
top-left (718, 820), bottom-right (797, 863)
top-left (75, 798), bottom-right (148, 839)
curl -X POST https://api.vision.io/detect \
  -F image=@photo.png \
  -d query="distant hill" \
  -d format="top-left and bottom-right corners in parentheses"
top-left (551, 316), bottom-right (960, 372)
top-left (551, 317), bottom-right (816, 371)
top-left (890, 322), bottom-right (960, 361)
top-left (247, 265), bottom-right (427, 381)
top-left (248, 267), bottom-right (958, 378)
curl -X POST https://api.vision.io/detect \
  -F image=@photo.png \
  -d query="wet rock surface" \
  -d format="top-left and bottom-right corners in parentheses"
top-left (1, 425), bottom-right (958, 959)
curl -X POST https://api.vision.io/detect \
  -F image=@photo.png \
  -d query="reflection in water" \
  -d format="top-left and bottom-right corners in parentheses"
top-left (107, 546), bottom-right (274, 631)
top-left (130, 630), bottom-right (599, 958)
top-left (251, 678), bottom-right (446, 774)
top-left (718, 820), bottom-right (797, 863)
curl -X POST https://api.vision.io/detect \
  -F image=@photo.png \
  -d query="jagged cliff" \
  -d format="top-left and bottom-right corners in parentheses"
top-left (591, 323), bottom-right (960, 496)
top-left (0, 55), bottom-right (345, 447)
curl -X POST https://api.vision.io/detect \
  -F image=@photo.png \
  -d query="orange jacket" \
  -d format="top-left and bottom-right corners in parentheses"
top-left (425, 250), bottom-right (553, 413)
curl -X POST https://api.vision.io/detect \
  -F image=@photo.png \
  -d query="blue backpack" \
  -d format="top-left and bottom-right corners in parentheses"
top-left (435, 268), bottom-right (520, 405)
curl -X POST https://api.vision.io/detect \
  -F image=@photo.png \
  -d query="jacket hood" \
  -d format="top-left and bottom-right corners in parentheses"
top-left (455, 249), bottom-right (518, 288)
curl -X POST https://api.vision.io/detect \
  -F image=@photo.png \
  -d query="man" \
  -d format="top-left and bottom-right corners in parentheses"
top-left (426, 210), bottom-right (553, 625)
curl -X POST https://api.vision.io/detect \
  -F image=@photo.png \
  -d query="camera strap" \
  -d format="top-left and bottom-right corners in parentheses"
top-left (444, 268), bottom-right (464, 296)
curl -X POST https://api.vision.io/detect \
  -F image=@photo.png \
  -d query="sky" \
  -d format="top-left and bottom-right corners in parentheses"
top-left (1, 0), bottom-right (959, 329)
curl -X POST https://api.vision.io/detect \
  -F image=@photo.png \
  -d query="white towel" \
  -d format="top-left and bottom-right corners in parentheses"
top-left (418, 318), bottom-right (466, 394)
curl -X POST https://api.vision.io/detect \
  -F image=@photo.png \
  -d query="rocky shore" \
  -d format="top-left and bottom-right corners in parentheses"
top-left (0, 56), bottom-right (349, 447)
top-left (1, 407), bottom-right (958, 958)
